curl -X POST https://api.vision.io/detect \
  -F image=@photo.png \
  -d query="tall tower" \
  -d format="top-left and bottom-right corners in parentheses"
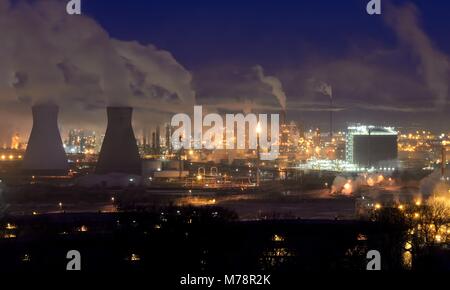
top-left (96, 107), bottom-right (142, 175)
top-left (155, 125), bottom-right (161, 153)
top-left (165, 124), bottom-right (172, 154)
top-left (151, 132), bottom-right (156, 151)
top-left (442, 146), bottom-right (447, 178)
top-left (279, 110), bottom-right (289, 154)
top-left (22, 103), bottom-right (68, 176)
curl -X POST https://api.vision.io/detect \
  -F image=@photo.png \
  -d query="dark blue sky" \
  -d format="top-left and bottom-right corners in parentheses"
top-left (83, 0), bottom-right (450, 69)
top-left (78, 0), bottom-right (450, 130)
top-left (1, 0), bottom-right (449, 143)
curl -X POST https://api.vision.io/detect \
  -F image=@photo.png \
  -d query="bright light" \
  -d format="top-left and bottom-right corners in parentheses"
top-left (196, 175), bottom-right (203, 181)
top-left (77, 225), bottom-right (88, 232)
top-left (130, 253), bottom-right (141, 261)
top-left (256, 122), bottom-right (262, 134)
top-left (272, 234), bottom-right (284, 242)
top-left (375, 203), bottom-right (381, 210)
top-left (435, 235), bottom-right (442, 243)
top-left (5, 223), bottom-right (17, 230)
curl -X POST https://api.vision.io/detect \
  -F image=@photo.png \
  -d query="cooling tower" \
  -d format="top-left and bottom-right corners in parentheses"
top-left (22, 104), bottom-right (68, 176)
top-left (96, 107), bottom-right (142, 175)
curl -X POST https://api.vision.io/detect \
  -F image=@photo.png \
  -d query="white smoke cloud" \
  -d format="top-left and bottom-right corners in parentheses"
top-left (194, 64), bottom-right (285, 114)
top-left (254, 65), bottom-right (287, 111)
top-left (385, 3), bottom-right (449, 108)
top-left (331, 173), bottom-right (389, 196)
top-left (316, 82), bottom-right (332, 98)
top-left (420, 169), bottom-right (450, 198)
top-left (0, 0), bottom-right (195, 142)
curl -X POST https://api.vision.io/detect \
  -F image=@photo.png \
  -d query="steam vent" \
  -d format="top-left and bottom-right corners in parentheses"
top-left (96, 107), bottom-right (142, 175)
top-left (22, 103), bottom-right (68, 176)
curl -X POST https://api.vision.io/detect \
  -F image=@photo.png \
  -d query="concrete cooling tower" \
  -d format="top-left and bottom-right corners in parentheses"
top-left (95, 107), bottom-right (142, 175)
top-left (22, 104), bottom-right (68, 176)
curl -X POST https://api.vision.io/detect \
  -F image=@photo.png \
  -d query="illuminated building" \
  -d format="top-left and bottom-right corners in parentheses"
top-left (346, 125), bottom-right (398, 168)
top-left (66, 129), bottom-right (97, 154)
top-left (11, 133), bottom-right (20, 150)
top-left (397, 129), bottom-right (450, 169)
top-left (279, 121), bottom-right (301, 156)
top-left (165, 124), bottom-right (172, 154)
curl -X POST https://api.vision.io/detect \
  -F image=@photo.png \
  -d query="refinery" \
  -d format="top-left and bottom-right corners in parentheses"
top-left (0, 104), bottom-right (449, 217)
top-left (2, 103), bottom-right (450, 274)
top-left (2, 0), bottom-right (450, 280)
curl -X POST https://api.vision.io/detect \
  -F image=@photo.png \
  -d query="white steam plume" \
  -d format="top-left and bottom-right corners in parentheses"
top-left (0, 0), bottom-right (195, 110)
top-left (254, 65), bottom-right (287, 111)
top-left (385, 3), bottom-right (449, 108)
top-left (316, 82), bottom-right (333, 99)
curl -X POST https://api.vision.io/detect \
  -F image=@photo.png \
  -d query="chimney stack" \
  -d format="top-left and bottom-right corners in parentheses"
top-left (96, 107), bottom-right (142, 175)
top-left (442, 146), bottom-right (446, 178)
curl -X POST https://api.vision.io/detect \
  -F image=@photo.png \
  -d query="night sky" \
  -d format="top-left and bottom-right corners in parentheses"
top-left (0, 0), bottom-right (449, 143)
top-left (84, 0), bottom-right (450, 67)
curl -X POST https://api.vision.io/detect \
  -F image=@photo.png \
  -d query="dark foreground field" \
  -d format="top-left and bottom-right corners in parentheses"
top-left (1, 206), bottom-right (430, 282)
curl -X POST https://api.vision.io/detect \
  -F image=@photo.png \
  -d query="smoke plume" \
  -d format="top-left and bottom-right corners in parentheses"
top-left (0, 0), bottom-right (196, 142)
top-left (316, 82), bottom-right (333, 98)
top-left (420, 169), bottom-right (450, 198)
top-left (385, 3), bottom-right (449, 108)
top-left (254, 65), bottom-right (287, 111)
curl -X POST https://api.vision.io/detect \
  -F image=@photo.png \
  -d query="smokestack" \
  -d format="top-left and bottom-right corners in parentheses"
top-left (22, 103), bottom-right (68, 176)
top-left (156, 125), bottom-right (161, 153)
top-left (96, 107), bottom-right (141, 175)
top-left (442, 146), bottom-right (446, 178)
top-left (330, 96), bottom-right (333, 139)
top-left (165, 124), bottom-right (172, 154)
top-left (280, 110), bottom-right (287, 126)
top-left (280, 109), bottom-right (288, 153)
top-left (152, 132), bottom-right (156, 150)
top-left (142, 128), bottom-right (147, 148)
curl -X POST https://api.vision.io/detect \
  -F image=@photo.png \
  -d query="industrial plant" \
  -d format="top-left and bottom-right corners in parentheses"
top-left (1, 0), bottom-right (450, 279)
